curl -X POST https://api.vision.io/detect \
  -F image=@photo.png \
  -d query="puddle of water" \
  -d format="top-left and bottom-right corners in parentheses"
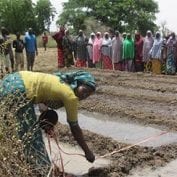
top-left (35, 107), bottom-right (177, 147)
top-left (43, 135), bottom-right (110, 176)
top-left (129, 159), bottom-right (177, 177)
top-left (55, 110), bottom-right (177, 147)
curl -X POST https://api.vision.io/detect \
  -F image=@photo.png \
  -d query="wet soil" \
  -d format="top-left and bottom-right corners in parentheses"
top-left (35, 48), bottom-right (177, 176)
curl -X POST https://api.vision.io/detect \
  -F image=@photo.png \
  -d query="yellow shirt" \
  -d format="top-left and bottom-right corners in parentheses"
top-left (19, 71), bottom-right (78, 123)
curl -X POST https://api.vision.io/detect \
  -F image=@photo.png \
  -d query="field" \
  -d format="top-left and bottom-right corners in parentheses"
top-left (3, 47), bottom-right (177, 176)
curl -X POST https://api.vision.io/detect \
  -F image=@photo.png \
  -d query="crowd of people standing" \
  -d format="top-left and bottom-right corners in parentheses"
top-left (52, 27), bottom-right (177, 75)
top-left (1, 26), bottom-right (177, 75)
top-left (0, 27), bottom-right (38, 75)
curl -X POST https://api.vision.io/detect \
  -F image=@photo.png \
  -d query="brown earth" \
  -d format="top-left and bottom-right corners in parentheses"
top-left (35, 48), bottom-right (177, 176)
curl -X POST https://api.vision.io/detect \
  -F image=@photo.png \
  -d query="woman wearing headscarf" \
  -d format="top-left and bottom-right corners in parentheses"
top-left (134, 32), bottom-right (144, 72)
top-left (62, 29), bottom-right (74, 68)
top-left (87, 32), bottom-right (95, 68)
top-left (74, 30), bottom-right (87, 67)
top-left (0, 70), bottom-right (96, 175)
top-left (101, 32), bottom-right (113, 70)
top-left (93, 32), bottom-right (103, 68)
top-left (52, 26), bottom-right (65, 68)
top-left (143, 30), bottom-right (154, 72)
top-left (149, 31), bottom-right (163, 74)
top-left (166, 32), bottom-right (177, 75)
top-left (122, 33), bottom-right (135, 72)
top-left (111, 31), bottom-right (123, 70)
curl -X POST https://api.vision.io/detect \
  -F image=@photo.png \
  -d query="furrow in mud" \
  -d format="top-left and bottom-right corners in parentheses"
top-left (80, 95), bottom-right (177, 131)
top-left (57, 123), bottom-right (177, 177)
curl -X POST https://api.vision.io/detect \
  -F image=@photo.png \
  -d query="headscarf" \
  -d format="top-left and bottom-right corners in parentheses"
top-left (54, 70), bottom-right (96, 91)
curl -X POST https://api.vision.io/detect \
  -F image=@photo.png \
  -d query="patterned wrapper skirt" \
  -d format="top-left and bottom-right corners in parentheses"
top-left (166, 51), bottom-right (176, 75)
top-left (0, 72), bottom-right (50, 174)
top-left (57, 48), bottom-right (64, 68)
top-left (102, 55), bottom-right (113, 70)
top-left (63, 48), bottom-right (74, 67)
top-left (75, 59), bottom-right (87, 67)
top-left (151, 59), bottom-right (161, 74)
top-left (113, 62), bottom-right (123, 71)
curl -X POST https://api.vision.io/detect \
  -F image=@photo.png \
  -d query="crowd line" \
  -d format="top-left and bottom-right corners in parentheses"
top-left (1, 26), bottom-right (177, 76)
top-left (53, 26), bottom-right (177, 75)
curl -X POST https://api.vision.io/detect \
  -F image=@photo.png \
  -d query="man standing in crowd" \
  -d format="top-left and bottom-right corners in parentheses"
top-left (0, 27), bottom-right (12, 74)
top-left (42, 32), bottom-right (48, 51)
top-left (13, 32), bottom-right (25, 71)
top-left (24, 28), bottom-right (38, 71)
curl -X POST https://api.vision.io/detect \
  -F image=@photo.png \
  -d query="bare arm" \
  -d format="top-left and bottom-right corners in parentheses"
top-left (69, 123), bottom-right (95, 163)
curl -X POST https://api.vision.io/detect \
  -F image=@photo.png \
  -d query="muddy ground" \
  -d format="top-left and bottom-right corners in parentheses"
top-left (35, 48), bottom-right (177, 176)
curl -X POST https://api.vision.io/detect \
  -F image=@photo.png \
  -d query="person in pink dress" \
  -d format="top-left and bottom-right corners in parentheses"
top-left (93, 32), bottom-right (103, 68)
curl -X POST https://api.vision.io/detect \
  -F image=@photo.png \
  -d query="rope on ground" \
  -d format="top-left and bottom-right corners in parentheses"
top-left (46, 131), bottom-right (169, 176)
top-left (99, 131), bottom-right (168, 159)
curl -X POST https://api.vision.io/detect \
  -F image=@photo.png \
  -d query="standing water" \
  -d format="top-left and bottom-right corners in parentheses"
top-left (35, 107), bottom-right (177, 147)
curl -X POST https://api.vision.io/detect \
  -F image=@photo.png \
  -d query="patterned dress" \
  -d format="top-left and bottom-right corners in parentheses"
top-left (166, 37), bottom-right (177, 75)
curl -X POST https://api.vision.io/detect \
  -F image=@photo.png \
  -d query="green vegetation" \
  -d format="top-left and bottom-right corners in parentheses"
top-left (59, 0), bottom-right (159, 35)
top-left (0, 0), bottom-right (56, 34)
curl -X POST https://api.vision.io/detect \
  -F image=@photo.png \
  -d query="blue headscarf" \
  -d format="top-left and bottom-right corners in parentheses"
top-left (54, 70), bottom-right (96, 91)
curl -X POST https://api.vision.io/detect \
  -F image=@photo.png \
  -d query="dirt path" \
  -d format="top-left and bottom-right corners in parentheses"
top-left (34, 48), bottom-right (177, 176)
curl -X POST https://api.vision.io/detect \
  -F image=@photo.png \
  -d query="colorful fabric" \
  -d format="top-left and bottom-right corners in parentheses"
top-left (151, 59), bottom-right (161, 74)
top-left (166, 37), bottom-right (177, 75)
top-left (57, 48), bottom-right (64, 68)
top-left (102, 55), bottom-right (113, 70)
top-left (54, 70), bottom-right (96, 91)
top-left (62, 35), bottom-right (74, 67)
top-left (75, 59), bottom-right (87, 67)
top-left (0, 72), bottom-right (25, 96)
top-left (20, 71), bottom-right (78, 123)
top-left (166, 51), bottom-right (176, 75)
top-left (52, 30), bottom-right (65, 49)
top-left (135, 36), bottom-right (144, 72)
top-left (144, 61), bottom-right (152, 72)
top-left (93, 37), bottom-right (102, 64)
top-left (122, 38), bottom-right (134, 60)
top-left (24, 33), bottom-right (37, 53)
top-left (0, 73), bottom-right (50, 173)
top-left (135, 36), bottom-right (143, 63)
top-left (16, 101), bottom-right (50, 172)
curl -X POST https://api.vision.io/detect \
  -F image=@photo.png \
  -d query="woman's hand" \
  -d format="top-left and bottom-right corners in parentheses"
top-left (85, 150), bottom-right (95, 163)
